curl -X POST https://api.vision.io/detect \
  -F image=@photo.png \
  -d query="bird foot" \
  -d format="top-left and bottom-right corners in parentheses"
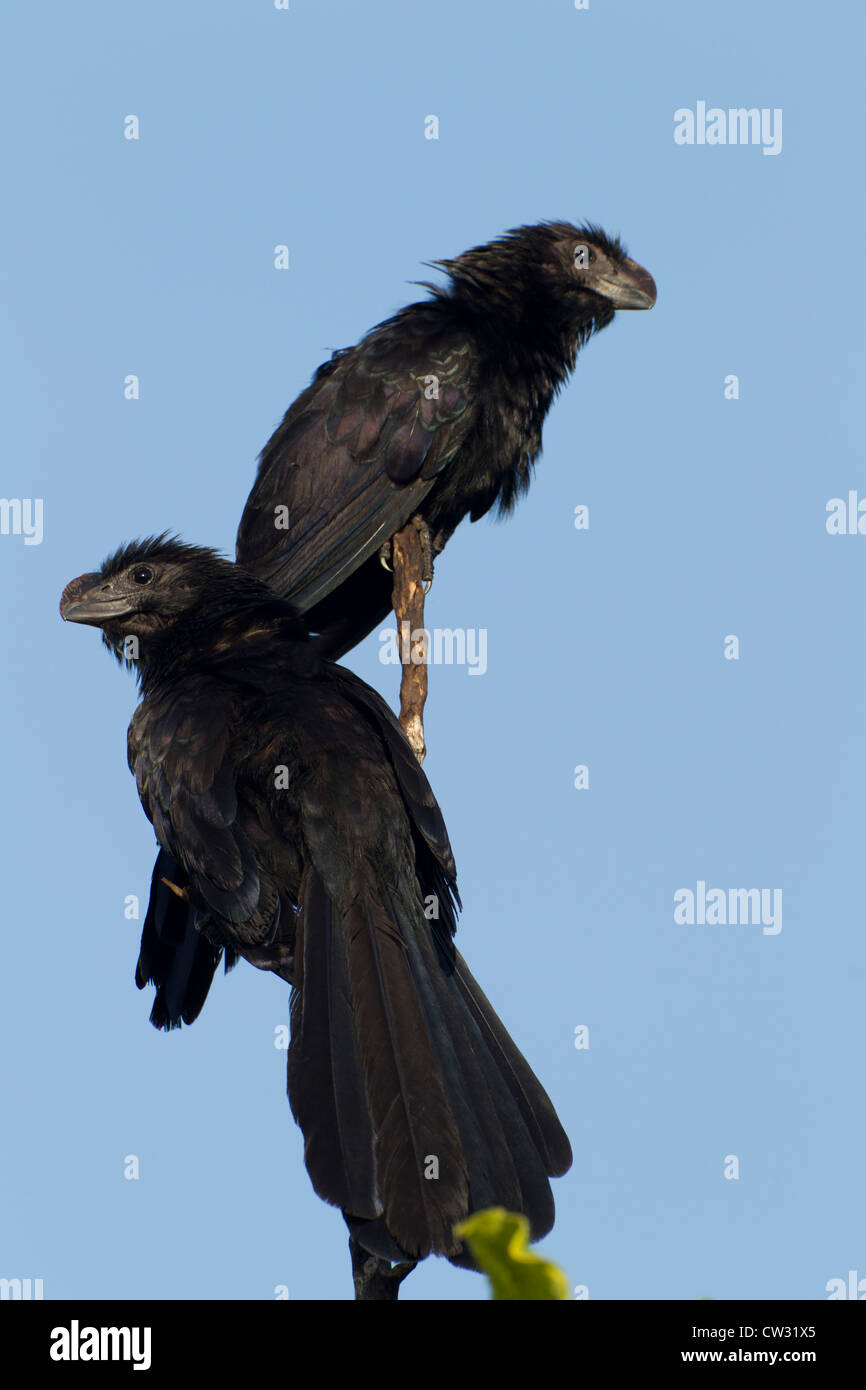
top-left (160, 876), bottom-right (190, 903)
top-left (349, 1236), bottom-right (417, 1301)
top-left (410, 515), bottom-right (434, 592)
top-left (243, 941), bottom-right (295, 984)
top-left (379, 518), bottom-right (434, 591)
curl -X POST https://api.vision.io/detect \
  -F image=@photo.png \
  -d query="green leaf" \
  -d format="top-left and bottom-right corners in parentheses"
top-left (455, 1207), bottom-right (569, 1301)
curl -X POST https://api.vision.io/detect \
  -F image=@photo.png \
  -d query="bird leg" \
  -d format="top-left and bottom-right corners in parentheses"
top-left (240, 940), bottom-right (295, 986)
top-left (349, 1234), bottom-right (417, 1301)
top-left (391, 519), bottom-right (430, 764)
top-left (380, 515), bottom-right (434, 591)
top-left (411, 514), bottom-right (435, 592)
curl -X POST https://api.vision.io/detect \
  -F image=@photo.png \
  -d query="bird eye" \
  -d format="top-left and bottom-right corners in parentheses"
top-left (131, 565), bottom-right (153, 585)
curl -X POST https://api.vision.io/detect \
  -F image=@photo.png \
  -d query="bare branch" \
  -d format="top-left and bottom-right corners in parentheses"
top-left (392, 521), bottom-right (429, 764)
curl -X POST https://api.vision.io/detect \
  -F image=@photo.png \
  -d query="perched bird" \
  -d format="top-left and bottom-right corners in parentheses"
top-left (60, 538), bottom-right (572, 1267)
top-left (237, 220), bottom-right (656, 657)
top-left (131, 218), bottom-right (655, 1015)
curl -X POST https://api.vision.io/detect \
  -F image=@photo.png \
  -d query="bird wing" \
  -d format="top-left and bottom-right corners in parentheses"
top-left (325, 660), bottom-right (459, 926)
top-left (235, 309), bottom-right (476, 614)
top-left (129, 684), bottom-right (282, 947)
top-left (132, 646), bottom-right (459, 1028)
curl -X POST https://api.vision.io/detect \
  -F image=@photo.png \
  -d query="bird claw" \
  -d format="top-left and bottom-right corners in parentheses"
top-left (410, 515), bottom-right (435, 590)
top-left (160, 876), bottom-right (190, 903)
top-left (381, 518), bottom-right (433, 587)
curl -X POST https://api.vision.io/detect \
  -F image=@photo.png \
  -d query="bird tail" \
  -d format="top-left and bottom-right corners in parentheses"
top-left (135, 850), bottom-right (238, 1030)
top-left (287, 866), bottom-right (571, 1264)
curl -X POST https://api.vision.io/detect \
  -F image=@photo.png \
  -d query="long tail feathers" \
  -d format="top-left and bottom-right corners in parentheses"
top-left (341, 890), bottom-right (470, 1259)
top-left (287, 871), bottom-right (379, 1220)
top-left (288, 867), bottom-right (571, 1264)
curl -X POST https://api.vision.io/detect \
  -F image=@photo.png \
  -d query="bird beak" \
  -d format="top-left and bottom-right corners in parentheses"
top-left (60, 573), bottom-right (134, 626)
top-left (593, 257), bottom-right (657, 310)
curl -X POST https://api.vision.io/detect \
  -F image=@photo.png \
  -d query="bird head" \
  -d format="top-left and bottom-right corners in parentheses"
top-left (429, 220), bottom-right (656, 337)
top-left (60, 535), bottom-right (288, 671)
top-left (540, 221), bottom-right (657, 312)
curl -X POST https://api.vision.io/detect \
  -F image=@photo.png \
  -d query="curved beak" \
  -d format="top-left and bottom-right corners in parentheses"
top-left (60, 573), bottom-right (134, 627)
top-left (594, 257), bottom-right (657, 310)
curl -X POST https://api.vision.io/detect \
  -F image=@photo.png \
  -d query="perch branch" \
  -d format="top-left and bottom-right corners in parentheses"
top-left (391, 521), bottom-right (429, 765)
top-left (349, 1235), bottom-right (417, 1301)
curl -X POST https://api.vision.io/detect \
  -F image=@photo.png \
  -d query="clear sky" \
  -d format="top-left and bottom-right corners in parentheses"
top-left (2, 0), bottom-right (864, 1302)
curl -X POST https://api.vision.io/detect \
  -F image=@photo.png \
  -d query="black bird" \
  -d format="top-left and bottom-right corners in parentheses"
top-left (60, 538), bottom-right (572, 1266)
top-left (237, 220), bottom-right (656, 658)
top-left (130, 219), bottom-right (654, 1033)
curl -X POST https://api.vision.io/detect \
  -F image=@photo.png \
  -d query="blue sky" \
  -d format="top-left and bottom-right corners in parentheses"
top-left (2, 0), bottom-right (864, 1301)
